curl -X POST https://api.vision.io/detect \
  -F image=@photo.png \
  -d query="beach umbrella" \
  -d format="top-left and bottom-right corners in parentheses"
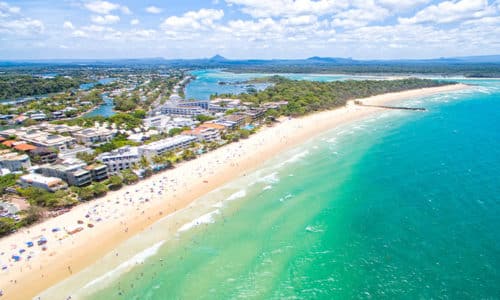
top-left (26, 241), bottom-right (34, 247)
top-left (12, 255), bottom-right (20, 262)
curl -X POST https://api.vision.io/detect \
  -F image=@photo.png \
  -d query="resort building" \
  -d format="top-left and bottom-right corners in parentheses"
top-left (84, 164), bottom-right (109, 181)
top-left (29, 147), bottom-right (58, 164)
top-left (0, 150), bottom-right (31, 172)
top-left (73, 127), bottom-right (115, 146)
top-left (160, 105), bottom-right (208, 116)
top-left (19, 173), bottom-right (67, 192)
top-left (224, 114), bottom-right (251, 127)
top-left (141, 135), bottom-right (197, 157)
top-left (261, 101), bottom-right (289, 110)
top-left (58, 145), bottom-right (93, 160)
top-left (143, 116), bottom-right (195, 132)
top-left (97, 146), bottom-right (142, 173)
top-left (35, 161), bottom-right (92, 187)
top-left (0, 127), bottom-right (76, 151)
top-left (182, 127), bottom-right (221, 142)
top-left (242, 109), bottom-right (266, 121)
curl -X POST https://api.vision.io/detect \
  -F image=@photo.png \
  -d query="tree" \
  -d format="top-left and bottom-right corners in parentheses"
top-left (196, 114), bottom-right (215, 122)
top-left (107, 175), bottom-right (123, 190)
top-left (93, 182), bottom-right (109, 197)
top-left (0, 217), bottom-right (17, 237)
top-left (76, 152), bottom-right (97, 164)
top-left (77, 186), bottom-right (95, 201)
top-left (0, 174), bottom-right (18, 193)
top-left (121, 169), bottom-right (139, 185)
top-left (21, 206), bottom-right (44, 225)
top-left (181, 149), bottom-right (196, 161)
top-left (238, 129), bottom-right (250, 139)
top-left (139, 156), bottom-right (150, 168)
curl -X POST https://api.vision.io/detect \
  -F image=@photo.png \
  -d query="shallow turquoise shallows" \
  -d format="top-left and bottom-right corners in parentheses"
top-left (85, 78), bottom-right (499, 299)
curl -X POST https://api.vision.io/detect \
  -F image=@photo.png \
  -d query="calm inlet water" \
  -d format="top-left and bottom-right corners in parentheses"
top-left (185, 69), bottom-right (380, 100)
top-left (42, 79), bottom-right (500, 299)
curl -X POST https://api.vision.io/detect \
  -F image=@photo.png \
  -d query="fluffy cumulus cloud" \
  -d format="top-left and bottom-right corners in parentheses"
top-left (2, 0), bottom-right (500, 59)
top-left (0, 1), bottom-right (20, 17)
top-left (161, 8), bottom-right (224, 32)
top-left (91, 14), bottom-right (120, 25)
top-left (399, 0), bottom-right (495, 24)
top-left (0, 2), bottom-right (44, 35)
top-left (145, 6), bottom-right (162, 14)
top-left (84, 1), bottom-right (130, 15)
top-left (63, 21), bottom-right (75, 29)
top-left (225, 0), bottom-right (348, 18)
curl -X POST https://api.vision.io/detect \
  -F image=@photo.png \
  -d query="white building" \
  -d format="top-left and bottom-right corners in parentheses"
top-left (141, 135), bottom-right (197, 157)
top-left (0, 150), bottom-right (31, 172)
top-left (182, 127), bottom-right (221, 142)
top-left (143, 116), bottom-right (195, 133)
top-left (73, 127), bottom-right (115, 146)
top-left (19, 173), bottom-right (68, 192)
top-left (97, 146), bottom-right (142, 173)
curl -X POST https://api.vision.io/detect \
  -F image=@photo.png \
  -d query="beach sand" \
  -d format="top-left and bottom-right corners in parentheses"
top-left (0, 84), bottom-right (469, 299)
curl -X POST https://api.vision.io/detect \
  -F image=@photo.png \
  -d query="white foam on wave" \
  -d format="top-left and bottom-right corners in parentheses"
top-left (279, 150), bottom-right (310, 166)
top-left (82, 240), bottom-right (165, 290)
top-left (178, 209), bottom-right (220, 232)
top-left (226, 189), bottom-right (247, 201)
top-left (263, 185), bottom-right (272, 191)
top-left (305, 225), bottom-right (324, 233)
top-left (257, 172), bottom-right (280, 184)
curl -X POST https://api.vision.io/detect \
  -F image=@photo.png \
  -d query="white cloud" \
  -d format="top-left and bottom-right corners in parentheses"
top-left (72, 30), bottom-right (88, 37)
top-left (399, 0), bottom-right (495, 24)
top-left (146, 6), bottom-right (162, 14)
top-left (63, 21), bottom-right (75, 29)
top-left (0, 2), bottom-right (20, 17)
top-left (377, 0), bottom-right (430, 11)
top-left (84, 1), bottom-right (130, 15)
top-left (0, 18), bottom-right (44, 35)
top-left (332, 1), bottom-right (390, 28)
top-left (161, 8), bottom-right (224, 32)
top-left (130, 18), bottom-right (140, 25)
top-left (225, 0), bottom-right (348, 18)
top-left (91, 14), bottom-right (120, 25)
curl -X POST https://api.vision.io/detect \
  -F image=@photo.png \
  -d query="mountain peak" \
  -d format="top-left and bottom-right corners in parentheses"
top-left (210, 54), bottom-right (228, 61)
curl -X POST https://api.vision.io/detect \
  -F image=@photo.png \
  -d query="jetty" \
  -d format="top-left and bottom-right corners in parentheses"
top-left (354, 100), bottom-right (427, 111)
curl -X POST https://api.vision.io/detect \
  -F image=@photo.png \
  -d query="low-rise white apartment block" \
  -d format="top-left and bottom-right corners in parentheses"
top-left (97, 146), bottom-right (142, 174)
top-left (143, 116), bottom-right (195, 132)
top-left (19, 173), bottom-right (68, 192)
top-left (73, 127), bottom-right (115, 146)
top-left (0, 128), bottom-right (75, 151)
top-left (0, 150), bottom-right (31, 172)
top-left (35, 160), bottom-right (92, 187)
top-left (182, 127), bottom-right (221, 142)
top-left (141, 135), bottom-right (197, 157)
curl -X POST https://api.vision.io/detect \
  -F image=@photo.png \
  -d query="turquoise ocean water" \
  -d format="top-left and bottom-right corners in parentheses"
top-left (45, 76), bottom-right (500, 299)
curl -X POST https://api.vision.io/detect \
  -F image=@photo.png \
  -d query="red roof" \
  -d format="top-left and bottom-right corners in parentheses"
top-left (14, 144), bottom-right (37, 151)
top-left (2, 140), bottom-right (16, 147)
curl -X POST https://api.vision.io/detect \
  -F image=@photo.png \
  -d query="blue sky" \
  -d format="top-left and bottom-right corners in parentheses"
top-left (0, 0), bottom-right (499, 60)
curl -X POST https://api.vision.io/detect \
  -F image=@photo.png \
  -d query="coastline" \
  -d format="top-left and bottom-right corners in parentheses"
top-left (0, 83), bottom-right (469, 299)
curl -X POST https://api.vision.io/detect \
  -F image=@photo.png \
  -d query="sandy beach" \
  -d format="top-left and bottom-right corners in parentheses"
top-left (0, 83), bottom-right (469, 299)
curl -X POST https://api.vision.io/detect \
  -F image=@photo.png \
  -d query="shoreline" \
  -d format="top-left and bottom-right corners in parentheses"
top-left (0, 83), bottom-right (469, 299)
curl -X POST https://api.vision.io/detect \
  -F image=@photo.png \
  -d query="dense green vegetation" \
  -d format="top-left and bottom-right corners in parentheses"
top-left (0, 75), bottom-right (81, 99)
top-left (53, 111), bottom-right (143, 130)
top-left (217, 77), bottom-right (452, 116)
top-left (94, 134), bottom-right (139, 154)
top-left (226, 63), bottom-right (500, 78)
